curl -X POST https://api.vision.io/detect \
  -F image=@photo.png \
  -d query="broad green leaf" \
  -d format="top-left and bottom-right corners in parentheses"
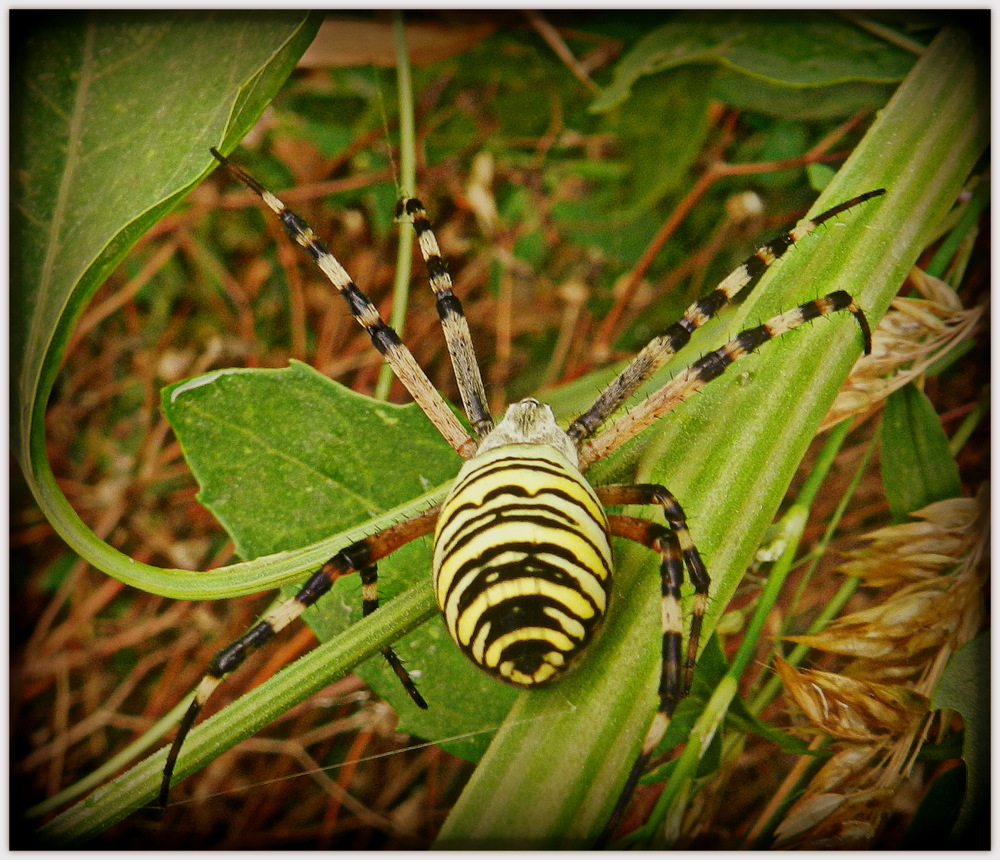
top-left (162, 362), bottom-right (519, 759)
top-left (12, 10), bottom-right (321, 596)
top-left (163, 362), bottom-right (460, 561)
top-left (880, 383), bottom-right (963, 521)
top-left (592, 11), bottom-right (915, 118)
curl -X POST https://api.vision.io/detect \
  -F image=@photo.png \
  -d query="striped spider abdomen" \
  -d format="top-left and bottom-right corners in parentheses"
top-left (433, 402), bottom-right (613, 686)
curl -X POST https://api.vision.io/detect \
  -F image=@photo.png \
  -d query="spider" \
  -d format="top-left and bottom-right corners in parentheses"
top-left (160, 147), bottom-right (881, 836)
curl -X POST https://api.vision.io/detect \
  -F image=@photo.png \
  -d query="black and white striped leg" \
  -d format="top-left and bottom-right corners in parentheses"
top-left (582, 289), bottom-right (872, 465)
top-left (359, 563), bottom-right (428, 709)
top-left (597, 483), bottom-right (709, 691)
top-left (599, 513), bottom-right (699, 843)
top-left (396, 198), bottom-right (494, 439)
top-left (568, 189), bottom-right (884, 445)
top-left (159, 507), bottom-right (440, 806)
top-left (210, 149), bottom-right (476, 459)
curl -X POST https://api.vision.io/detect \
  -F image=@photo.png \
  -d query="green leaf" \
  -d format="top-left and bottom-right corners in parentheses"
top-left (644, 635), bottom-right (812, 786)
top-left (930, 632), bottom-right (990, 844)
top-left (903, 767), bottom-right (969, 848)
top-left (592, 11), bottom-right (915, 118)
top-left (12, 10), bottom-right (322, 597)
top-left (880, 383), bottom-right (963, 521)
top-left (607, 66), bottom-right (714, 211)
top-left (163, 362), bottom-right (460, 561)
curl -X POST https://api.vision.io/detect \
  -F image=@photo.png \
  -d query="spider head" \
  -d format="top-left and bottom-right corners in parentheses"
top-left (476, 398), bottom-right (578, 466)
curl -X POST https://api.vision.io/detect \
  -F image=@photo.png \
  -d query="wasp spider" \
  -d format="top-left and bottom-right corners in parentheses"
top-left (160, 147), bottom-right (881, 832)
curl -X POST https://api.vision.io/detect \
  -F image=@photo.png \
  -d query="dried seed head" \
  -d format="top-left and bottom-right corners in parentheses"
top-left (787, 579), bottom-right (962, 663)
top-left (773, 486), bottom-right (987, 848)
top-left (776, 657), bottom-right (928, 741)
top-left (821, 270), bottom-right (983, 429)
top-left (838, 495), bottom-right (985, 586)
top-left (775, 786), bottom-right (893, 849)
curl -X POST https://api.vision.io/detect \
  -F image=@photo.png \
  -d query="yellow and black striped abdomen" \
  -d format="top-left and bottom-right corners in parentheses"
top-left (432, 444), bottom-right (613, 686)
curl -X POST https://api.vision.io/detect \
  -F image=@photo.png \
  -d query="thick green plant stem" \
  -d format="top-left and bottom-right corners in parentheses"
top-left (435, 28), bottom-right (987, 848)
